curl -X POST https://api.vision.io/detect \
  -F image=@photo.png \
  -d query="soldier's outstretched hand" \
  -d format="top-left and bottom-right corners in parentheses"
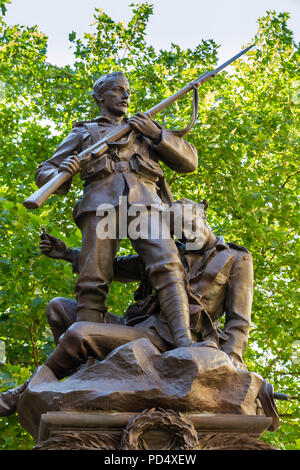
top-left (40, 228), bottom-right (70, 260)
top-left (128, 113), bottom-right (162, 143)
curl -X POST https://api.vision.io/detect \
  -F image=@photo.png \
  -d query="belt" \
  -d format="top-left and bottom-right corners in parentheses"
top-left (111, 160), bottom-right (134, 172)
top-left (83, 154), bottom-right (164, 185)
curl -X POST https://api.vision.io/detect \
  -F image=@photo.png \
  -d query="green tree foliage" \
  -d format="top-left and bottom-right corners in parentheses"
top-left (0, 1), bottom-right (299, 450)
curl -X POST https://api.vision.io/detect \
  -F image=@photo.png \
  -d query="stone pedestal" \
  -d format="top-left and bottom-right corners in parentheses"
top-left (17, 339), bottom-right (278, 450)
top-left (34, 410), bottom-right (275, 450)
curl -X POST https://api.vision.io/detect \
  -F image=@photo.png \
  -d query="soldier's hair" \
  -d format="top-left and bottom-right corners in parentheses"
top-left (92, 72), bottom-right (128, 100)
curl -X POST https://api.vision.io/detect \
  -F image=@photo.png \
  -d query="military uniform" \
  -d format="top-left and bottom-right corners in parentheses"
top-left (36, 116), bottom-right (198, 334)
top-left (35, 116), bottom-right (197, 222)
top-left (44, 236), bottom-right (253, 378)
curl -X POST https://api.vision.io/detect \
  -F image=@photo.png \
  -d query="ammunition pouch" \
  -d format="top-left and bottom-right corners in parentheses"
top-left (81, 154), bottom-right (113, 181)
top-left (130, 154), bottom-right (165, 181)
top-left (81, 153), bottom-right (164, 184)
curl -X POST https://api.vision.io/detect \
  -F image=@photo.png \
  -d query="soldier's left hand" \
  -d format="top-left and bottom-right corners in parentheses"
top-left (128, 113), bottom-right (162, 143)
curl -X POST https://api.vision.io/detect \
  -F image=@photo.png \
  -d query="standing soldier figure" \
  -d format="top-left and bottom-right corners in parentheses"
top-left (35, 71), bottom-right (198, 348)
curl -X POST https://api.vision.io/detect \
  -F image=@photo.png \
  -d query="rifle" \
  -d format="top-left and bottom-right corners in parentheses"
top-left (24, 44), bottom-right (254, 210)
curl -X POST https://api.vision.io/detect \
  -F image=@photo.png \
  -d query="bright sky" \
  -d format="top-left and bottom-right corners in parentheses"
top-left (4, 0), bottom-right (300, 66)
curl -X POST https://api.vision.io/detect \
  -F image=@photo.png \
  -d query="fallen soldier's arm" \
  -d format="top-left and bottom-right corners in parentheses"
top-left (221, 251), bottom-right (253, 367)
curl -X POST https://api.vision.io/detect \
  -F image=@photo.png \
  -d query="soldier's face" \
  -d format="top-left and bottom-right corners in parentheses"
top-left (184, 220), bottom-right (211, 250)
top-left (170, 202), bottom-right (211, 250)
top-left (99, 77), bottom-right (130, 117)
top-left (181, 216), bottom-right (209, 248)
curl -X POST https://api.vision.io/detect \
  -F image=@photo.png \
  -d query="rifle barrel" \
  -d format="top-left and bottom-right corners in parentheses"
top-left (209, 44), bottom-right (255, 77)
top-left (147, 44), bottom-right (254, 117)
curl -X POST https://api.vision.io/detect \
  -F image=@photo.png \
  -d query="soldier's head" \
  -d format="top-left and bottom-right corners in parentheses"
top-left (168, 198), bottom-right (212, 250)
top-left (92, 72), bottom-right (130, 117)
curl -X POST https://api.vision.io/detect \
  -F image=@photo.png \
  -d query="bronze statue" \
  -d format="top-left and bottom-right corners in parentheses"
top-left (34, 71), bottom-right (198, 350)
top-left (41, 207), bottom-right (253, 380)
top-left (24, 46), bottom-right (255, 352)
top-left (0, 198), bottom-right (253, 416)
top-left (1, 200), bottom-right (282, 437)
top-left (24, 45), bottom-right (254, 211)
top-left (1, 46), bottom-right (284, 448)
top-left (39, 199), bottom-right (253, 377)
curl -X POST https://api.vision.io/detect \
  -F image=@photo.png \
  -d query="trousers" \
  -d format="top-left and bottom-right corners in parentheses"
top-left (45, 297), bottom-right (169, 379)
top-left (75, 207), bottom-right (188, 324)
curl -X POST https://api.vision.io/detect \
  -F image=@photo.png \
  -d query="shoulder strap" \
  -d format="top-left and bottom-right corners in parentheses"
top-left (189, 250), bottom-right (237, 299)
top-left (227, 241), bottom-right (251, 254)
top-left (83, 122), bottom-right (101, 144)
top-left (72, 121), bottom-right (101, 144)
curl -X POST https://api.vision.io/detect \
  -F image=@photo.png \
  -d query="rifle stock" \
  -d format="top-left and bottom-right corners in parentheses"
top-left (24, 172), bottom-right (72, 209)
top-left (24, 141), bottom-right (111, 209)
top-left (24, 44), bottom-right (254, 210)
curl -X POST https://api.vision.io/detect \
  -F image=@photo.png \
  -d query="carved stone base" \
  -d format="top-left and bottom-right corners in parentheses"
top-left (33, 409), bottom-right (277, 450)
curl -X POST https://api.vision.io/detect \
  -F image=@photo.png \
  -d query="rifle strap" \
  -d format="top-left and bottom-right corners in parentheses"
top-left (170, 85), bottom-right (199, 137)
top-left (83, 122), bottom-right (137, 154)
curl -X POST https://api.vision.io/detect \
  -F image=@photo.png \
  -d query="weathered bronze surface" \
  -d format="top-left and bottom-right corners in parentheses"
top-left (37, 216), bottom-right (252, 376)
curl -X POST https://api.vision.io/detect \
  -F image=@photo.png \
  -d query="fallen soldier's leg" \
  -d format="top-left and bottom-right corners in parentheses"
top-left (44, 321), bottom-right (169, 379)
top-left (46, 296), bottom-right (125, 345)
top-left (0, 321), bottom-right (168, 416)
top-left (0, 381), bottom-right (29, 417)
top-left (46, 297), bottom-right (77, 344)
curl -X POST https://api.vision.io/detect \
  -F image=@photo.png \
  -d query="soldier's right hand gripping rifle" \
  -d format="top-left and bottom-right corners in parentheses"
top-left (24, 44), bottom-right (254, 210)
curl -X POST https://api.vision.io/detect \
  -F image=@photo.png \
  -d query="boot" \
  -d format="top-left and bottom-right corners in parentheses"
top-left (158, 282), bottom-right (193, 348)
top-left (0, 380), bottom-right (29, 417)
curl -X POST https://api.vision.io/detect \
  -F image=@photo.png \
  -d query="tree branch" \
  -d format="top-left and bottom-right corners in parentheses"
top-left (280, 169), bottom-right (300, 188)
top-left (279, 414), bottom-right (298, 419)
top-left (30, 320), bottom-right (39, 368)
top-left (169, 172), bottom-right (179, 187)
top-left (271, 371), bottom-right (300, 375)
